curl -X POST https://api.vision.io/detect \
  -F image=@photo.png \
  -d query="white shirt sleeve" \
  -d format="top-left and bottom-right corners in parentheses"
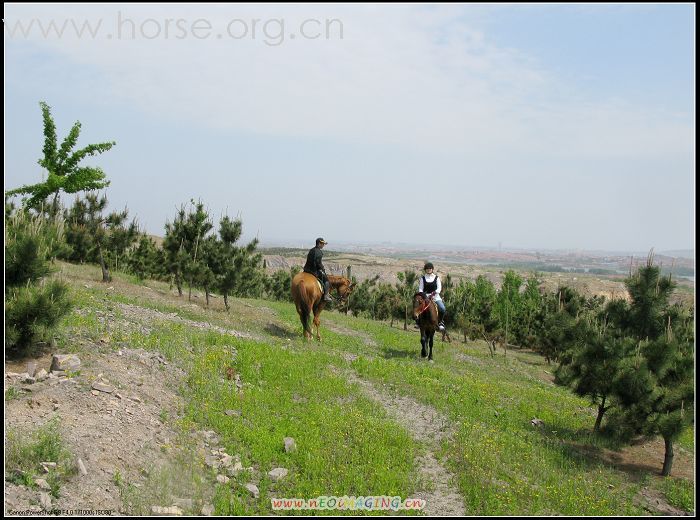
top-left (418, 276), bottom-right (424, 293)
top-left (435, 276), bottom-right (442, 295)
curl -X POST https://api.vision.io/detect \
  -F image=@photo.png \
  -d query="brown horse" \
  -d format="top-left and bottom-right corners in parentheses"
top-left (412, 292), bottom-right (439, 360)
top-left (291, 273), bottom-right (355, 341)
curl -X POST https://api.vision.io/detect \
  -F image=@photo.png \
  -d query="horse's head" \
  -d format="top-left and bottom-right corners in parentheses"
top-left (337, 279), bottom-right (356, 303)
top-left (412, 292), bottom-right (429, 320)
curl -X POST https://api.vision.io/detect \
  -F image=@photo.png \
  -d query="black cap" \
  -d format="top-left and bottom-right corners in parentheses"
top-left (316, 238), bottom-right (328, 245)
top-left (424, 262), bottom-right (434, 270)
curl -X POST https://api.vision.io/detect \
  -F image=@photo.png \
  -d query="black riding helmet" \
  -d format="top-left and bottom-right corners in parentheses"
top-left (424, 262), bottom-right (434, 270)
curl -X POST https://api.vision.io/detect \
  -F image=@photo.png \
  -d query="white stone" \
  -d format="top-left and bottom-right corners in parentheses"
top-left (268, 468), bottom-right (288, 481)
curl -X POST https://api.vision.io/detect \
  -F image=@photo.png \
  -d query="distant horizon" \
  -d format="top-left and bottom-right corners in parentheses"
top-left (254, 237), bottom-right (695, 259)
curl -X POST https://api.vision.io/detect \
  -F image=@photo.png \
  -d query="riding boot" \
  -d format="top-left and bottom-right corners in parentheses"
top-left (323, 281), bottom-right (333, 302)
top-left (438, 310), bottom-right (446, 331)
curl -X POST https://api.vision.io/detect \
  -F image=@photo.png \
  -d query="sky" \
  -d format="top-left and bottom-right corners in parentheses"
top-left (4, 3), bottom-right (695, 252)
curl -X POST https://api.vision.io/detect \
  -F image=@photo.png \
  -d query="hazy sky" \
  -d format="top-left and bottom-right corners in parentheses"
top-left (4, 3), bottom-right (695, 252)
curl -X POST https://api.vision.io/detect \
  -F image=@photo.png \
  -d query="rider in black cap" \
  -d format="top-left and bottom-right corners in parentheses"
top-left (304, 238), bottom-right (333, 302)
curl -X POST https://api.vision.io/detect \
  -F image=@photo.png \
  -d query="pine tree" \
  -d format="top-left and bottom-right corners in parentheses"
top-left (126, 235), bottom-right (166, 281)
top-left (555, 318), bottom-right (636, 431)
top-left (62, 194), bottom-right (139, 282)
top-left (606, 254), bottom-right (694, 476)
top-left (163, 200), bottom-right (213, 299)
top-left (396, 270), bottom-right (418, 330)
top-left (5, 206), bottom-right (72, 356)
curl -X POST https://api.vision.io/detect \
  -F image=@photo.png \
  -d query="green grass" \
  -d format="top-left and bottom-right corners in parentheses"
top-left (45, 260), bottom-right (695, 515)
top-left (5, 387), bottom-right (22, 401)
top-left (5, 418), bottom-right (76, 498)
top-left (660, 477), bottom-right (695, 512)
top-left (183, 335), bottom-right (420, 515)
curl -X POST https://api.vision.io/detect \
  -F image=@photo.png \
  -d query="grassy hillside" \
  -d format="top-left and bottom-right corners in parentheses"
top-left (10, 261), bottom-right (694, 515)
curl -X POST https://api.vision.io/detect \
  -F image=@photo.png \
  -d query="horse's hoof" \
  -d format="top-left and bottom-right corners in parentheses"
top-left (428, 357), bottom-right (434, 362)
top-left (421, 351), bottom-right (427, 358)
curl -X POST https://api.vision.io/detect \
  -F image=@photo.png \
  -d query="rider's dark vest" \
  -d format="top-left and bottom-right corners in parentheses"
top-left (422, 275), bottom-right (438, 294)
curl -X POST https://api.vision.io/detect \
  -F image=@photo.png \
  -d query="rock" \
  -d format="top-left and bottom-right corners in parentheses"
top-left (26, 362), bottom-right (37, 377)
top-left (23, 376), bottom-right (36, 385)
top-left (227, 461), bottom-right (244, 476)
top-left (35, 369), bottom-right (49, 382)
top-left (245, 483), bottom-right (260, 498)
top-left (91, 382), bottom-right (114, 394)
top-left (530, 418), bottom-right (544, 427)
top-left (128, 395), bottom-right (142, 403)
top-left (205, 454), bottom-right (222, 469)
top-left (77, 458), bottom-right (87, 475)
top-left (172, 498), bottom-right (193, 510)
top-left (216, 474), bottom-right (230, 484)
top-left (284, 437), bottom-right (296, 453)
top-left (39, 492), bottom-right (52, 510)
top-left (151, 506), bottom-right (183, 516)
top-left (201, 504), bottom-right (215, 516)
top-left (35, 478), bottom-right (51, 491)
top-left (40, 462), bottom-right (57, 473)
top-left (220, 454), bottom-right (234, 467)
top-left (50, 354), bottom-right (81, 372)
top-left (201, 430), bottom-right (220, 445)
top-left (224, 409), bottom-right (241, 417)
top-left (268, 468), bottom-right (288, 481)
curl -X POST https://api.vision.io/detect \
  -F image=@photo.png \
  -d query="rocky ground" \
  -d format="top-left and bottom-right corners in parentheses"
top-left (4, 300), bottom-right (265, 516)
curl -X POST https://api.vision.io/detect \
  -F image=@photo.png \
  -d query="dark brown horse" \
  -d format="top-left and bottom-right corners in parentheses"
top-left (291, 273), bottom-right (355, 341)
top-left (412, 292), bottom-right (439, 360)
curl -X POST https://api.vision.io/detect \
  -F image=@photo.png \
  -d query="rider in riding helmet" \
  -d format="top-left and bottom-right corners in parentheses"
top-left (418, 262), bottom-right (446, 331)
top-left (304, 238), bottom-right (333, 302)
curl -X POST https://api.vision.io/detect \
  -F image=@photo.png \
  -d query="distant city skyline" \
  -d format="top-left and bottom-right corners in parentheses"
top-left (5, 4), bottom-right (695, 252)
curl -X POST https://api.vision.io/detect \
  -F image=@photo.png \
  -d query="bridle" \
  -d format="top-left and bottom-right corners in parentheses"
top-left (414, 294), bottom-right (434, 317)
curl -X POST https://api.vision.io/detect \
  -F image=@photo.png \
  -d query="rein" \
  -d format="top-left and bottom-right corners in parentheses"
top-left (416, 297), bottom-right (434, 317)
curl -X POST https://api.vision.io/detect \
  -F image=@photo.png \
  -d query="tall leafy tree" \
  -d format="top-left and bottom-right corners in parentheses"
top-left (6, 102), bottom-right (115, 213)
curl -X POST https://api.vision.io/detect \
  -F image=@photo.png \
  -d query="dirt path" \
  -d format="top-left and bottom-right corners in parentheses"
top-left (344, 372), bottom-right (466, 516)
top-left (323, 322), bottom-right (378, 347)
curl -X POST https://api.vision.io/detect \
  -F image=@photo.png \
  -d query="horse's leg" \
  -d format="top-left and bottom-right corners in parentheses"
top-left (308, 296), bottom-right (323, 341)
top-left (428, 330), bottom-right (434, 361)
top-left (420, 330), bottom-right (427, 358)
top-left (313, 307), bottom-right (322, 341)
